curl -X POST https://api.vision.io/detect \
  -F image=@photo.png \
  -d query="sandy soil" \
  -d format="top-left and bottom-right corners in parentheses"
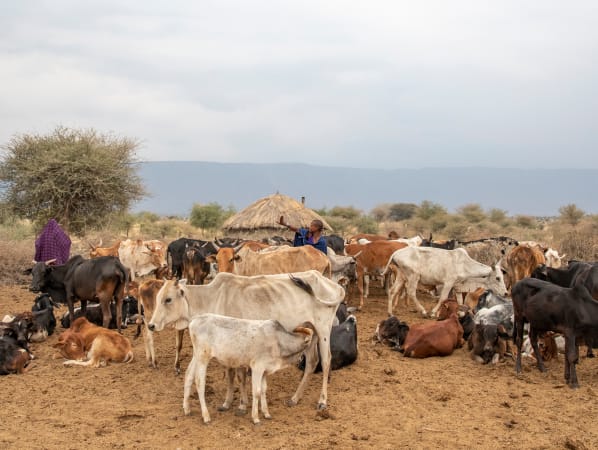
top-left (1, 282), bottom-right (596, 450)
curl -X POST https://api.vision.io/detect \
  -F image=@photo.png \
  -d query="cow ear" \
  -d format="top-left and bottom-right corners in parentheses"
top-left (233, 255), bottom-right (242, 262)
top-left (22, 267), bottom-right (33, 275)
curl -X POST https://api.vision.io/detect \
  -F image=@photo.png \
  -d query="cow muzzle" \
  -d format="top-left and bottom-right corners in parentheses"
top-left (148, 323), bottom-right (156, 332)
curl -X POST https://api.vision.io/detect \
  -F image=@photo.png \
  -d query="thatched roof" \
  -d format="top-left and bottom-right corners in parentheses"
top-left (221, 193), bottom-right (332, 235)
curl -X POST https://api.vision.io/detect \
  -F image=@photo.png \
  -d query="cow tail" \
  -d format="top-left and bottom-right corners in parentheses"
top-left (324, 260), bottom-right (332, 278)
top-left (289, 274), bottom-right (315, 296)
top-left (123, 351), bottom-right (134, 363)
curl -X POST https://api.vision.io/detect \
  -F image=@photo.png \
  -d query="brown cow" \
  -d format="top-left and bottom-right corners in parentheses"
top-left (212, 245), bottom-right (331, 278)
top-left (345, 241), bottom-right (407, 310)
top-left (208, 241), bottom-right (270, 274)
top-left (88, 240), bottom-right (121, 258)
top-left (503, 245), bottom-right (546, 291)
top-left (402, 313), bottom-right (464, 358)
top-left (135, 279), bottom-right (165, 369)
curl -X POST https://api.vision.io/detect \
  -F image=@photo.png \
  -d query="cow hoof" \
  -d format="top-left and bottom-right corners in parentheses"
top-left (253, 420), bottom-right (261, 426)
top-left (217, 405), bottom-right (230, 412)
top-left (234, 408), bottom-right (248, 416)
top-left (285, 399), bottom-right (297, 407)
top-left (317, 403), bottom-right (327, 410)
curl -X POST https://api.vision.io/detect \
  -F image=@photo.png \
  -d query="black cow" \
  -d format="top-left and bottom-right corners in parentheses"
top-left (182, 245), bottom-right (211, 285)
top-left (27, 255), bottom-right (128, 333)
top-left (31, 293), bottom-right (57, 338)
top-left (512, 277), bottom-right (598, 388)
top-left (167, 238), bottom-right (220, 279)
top-left (60, 296), bottom-right (139, 329)
top-left (375, 316), bottom-right (410, 350)
top-left (298, 315), bottom-right (358, 373)
top-left (0, 319), bottom-right (30, 351)
top-left (532, 261), bottom-right (598, 356)
top-left (0, 337), bottom-right (32, 375)
top-left (326, 234), bottom-right (346, 255)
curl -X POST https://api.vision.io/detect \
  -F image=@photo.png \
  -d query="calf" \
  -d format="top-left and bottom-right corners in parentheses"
top-left (402, 313), bottom-right (464, 358)
top-left (468, 324), bottom-right (509, 364)
top-left (0, 337), bottom-right (33, 375)
top-left (474, 289), bottom-right (511, 313)
top-left (512, 278), bottom-right (598, 388)
top-left (436, 298), bottom-right (475, 341)
top-left (135, 279), bottom-right (165, 369)
top-left (183, 313), bottom-right (315, 424)
top-left (473, 302), bottom-right (514, 337)
top-left (31, 293), bottom-right (57, 339)
top-left (54, 318), bottom-right (133, 368)
top-left (374, 316), bottom-right (410, 350)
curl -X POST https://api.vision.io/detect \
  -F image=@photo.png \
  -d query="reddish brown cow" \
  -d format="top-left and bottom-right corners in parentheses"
top-left (345, 241), bottom-right (407, 310)
top-left (402, 313), bottom-right (464, 358)
top-left (503, 245), bottom-right (546, 291)
top-left (208, 241), bottom-right (270, 274)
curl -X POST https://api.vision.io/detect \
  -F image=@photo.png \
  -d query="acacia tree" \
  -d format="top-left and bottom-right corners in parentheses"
top-left (0, 126), bottom-right (146, 234)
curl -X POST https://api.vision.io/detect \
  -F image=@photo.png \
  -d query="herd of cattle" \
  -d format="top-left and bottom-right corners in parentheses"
top-left (1, 231), bottom-right (597, 423)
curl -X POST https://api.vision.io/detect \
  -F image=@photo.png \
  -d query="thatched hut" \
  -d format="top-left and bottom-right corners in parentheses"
top-left (221, 193), bottom-right (332, 238)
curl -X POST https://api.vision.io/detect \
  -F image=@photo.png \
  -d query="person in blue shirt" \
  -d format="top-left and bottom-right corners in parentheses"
top-left (278, 216), bottom-right (327, 254)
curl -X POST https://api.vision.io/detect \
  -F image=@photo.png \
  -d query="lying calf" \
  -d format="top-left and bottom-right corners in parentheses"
top-left (53, 317), bottom-right (134, 368)
top-left (0, 337), bottom-right (33, 375)
top-left (183, 313), bottom-right (315, 425)
top-left (374, 316), bottom-right (410, 350)
top-left (468, 323), bottom-right (509, 364)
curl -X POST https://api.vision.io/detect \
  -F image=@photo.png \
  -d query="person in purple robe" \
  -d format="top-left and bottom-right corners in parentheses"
top-left (34, 219), bottom-right (71, 265)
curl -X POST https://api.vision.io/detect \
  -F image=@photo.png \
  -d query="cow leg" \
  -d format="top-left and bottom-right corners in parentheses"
top-left (114, 297), bottom-right (123, 334)
top-left (183, 356), bottom-right (197, 415)
top-left (356, 270), bottom-right (365, 310)
top-left (514, 317), bottom-right (525, 374)
top-left (260, 375), bottom-right (272, 420)
top-left (100, 299), bottom-right (112, 330)
top-left (143, 323), bottom-right (157, 368)
top-left (195, 358), bottom-right (211, 423)
top-left (431, 284), bottom-right (454, 317)
top-left (565, 336), bottom-right (580, 388)
top-left (387, 273), bottom-right (405, 316)
top-left (174, 329), bottom-right (185, 375)
top-left (288, 332), bottom-right (322, 408)
top-left (406, 275), bottom-right (427, 317)
top-left (80, 299), bottom-right (87, 314)
top-left (251, 367), bottom-right (265, 424)
top-left (529, 328), bottom-right (546, 372)
top-left (364, 274), bottom-right (370, 298)
top-left (218, 368), bottom-right (236, 411)
top-left (236, 368), bottom-right (248, 416)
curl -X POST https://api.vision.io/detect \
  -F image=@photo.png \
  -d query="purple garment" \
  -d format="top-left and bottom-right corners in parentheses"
top-left (34, 219), bottom-right (71, 264)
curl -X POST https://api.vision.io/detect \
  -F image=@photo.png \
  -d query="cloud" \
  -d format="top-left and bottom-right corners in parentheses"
top-left (1, 0), bottom-right (597, 169)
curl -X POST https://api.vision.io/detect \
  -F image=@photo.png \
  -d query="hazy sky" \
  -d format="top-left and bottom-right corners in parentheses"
top-left (1, 1), bottom-right (597, 169)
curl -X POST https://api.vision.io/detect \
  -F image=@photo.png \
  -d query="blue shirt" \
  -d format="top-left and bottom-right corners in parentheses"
top-left (293, 228), bottom-right (327, 254)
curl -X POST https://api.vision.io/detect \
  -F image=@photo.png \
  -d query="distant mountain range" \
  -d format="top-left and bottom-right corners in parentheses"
top-left (132, 162), bottom-right (597, 217)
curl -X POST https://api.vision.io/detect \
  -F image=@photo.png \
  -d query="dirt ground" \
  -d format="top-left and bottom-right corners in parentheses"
top-left (1, 282), bottom-right (597, 450)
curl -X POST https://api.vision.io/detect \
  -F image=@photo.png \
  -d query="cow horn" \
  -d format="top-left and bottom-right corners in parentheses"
top-left (215, 238), bottom-right (224, 245)
top-left (233, 243), bottom-right (244, 254)
top-left (45, 258), bottom-right (57, 265)
top-left (352, 250), bottom-right (363, 259)
top-left (97, 238), bottom-right (102, 247)
top-left (88, 241), bottom-right (96, 250)
top-left (212, 242), bottom-right (221, 251)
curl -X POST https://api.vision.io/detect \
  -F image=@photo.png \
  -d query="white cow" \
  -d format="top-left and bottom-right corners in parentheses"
top-left (183, 313), bottom-right (314, 424)
top-left (385, 247), bottom-right (494, 317)
top-left (118, 239), bottom-right (166, 281)
top-left (148, 270), bottom-right (345, 410)
top-left (452, 262), bottom-right (509, 301)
